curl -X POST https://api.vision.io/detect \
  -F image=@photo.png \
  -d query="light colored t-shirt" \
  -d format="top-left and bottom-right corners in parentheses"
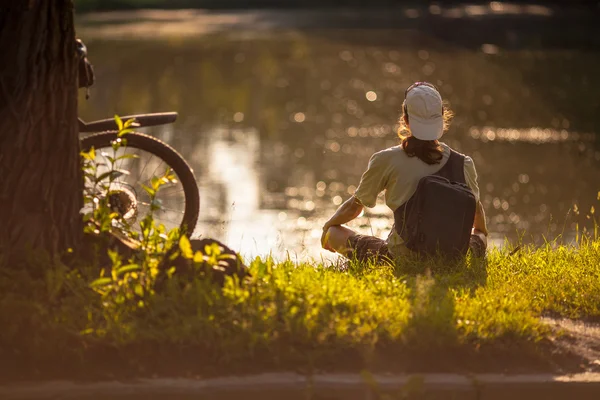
top-left (353, 142), bottom-right (480, 256)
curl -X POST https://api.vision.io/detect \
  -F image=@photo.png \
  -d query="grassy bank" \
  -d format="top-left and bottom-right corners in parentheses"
top-left (1, 237), bottom-right (599, 380)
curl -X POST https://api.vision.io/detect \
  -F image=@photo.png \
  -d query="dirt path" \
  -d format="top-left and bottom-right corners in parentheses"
top-left (542, 317), bottom-right (600, 372)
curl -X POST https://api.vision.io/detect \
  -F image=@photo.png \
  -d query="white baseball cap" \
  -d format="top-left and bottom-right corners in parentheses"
top-left (405, 83), bottom-right (444, 141)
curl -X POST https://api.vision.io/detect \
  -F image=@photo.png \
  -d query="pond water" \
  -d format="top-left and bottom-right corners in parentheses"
top-left (77, 8), bottom-right (600, 261)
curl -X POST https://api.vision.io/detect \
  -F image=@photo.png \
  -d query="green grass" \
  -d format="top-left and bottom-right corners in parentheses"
top-left (1, 238), bottom-right (599, 380)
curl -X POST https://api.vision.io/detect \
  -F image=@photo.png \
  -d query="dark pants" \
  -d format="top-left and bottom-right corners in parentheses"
top-left (347, 233), bottom-right (486, 263)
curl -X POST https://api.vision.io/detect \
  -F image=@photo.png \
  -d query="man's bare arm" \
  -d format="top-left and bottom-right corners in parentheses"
top-left (473, 200), bottom-right (488, 236)
top-left (323, 196), bottom-right (364, 230)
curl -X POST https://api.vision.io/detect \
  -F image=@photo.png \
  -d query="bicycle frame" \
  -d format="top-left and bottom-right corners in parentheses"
top-left (79, 112), bottom-right (178, 133)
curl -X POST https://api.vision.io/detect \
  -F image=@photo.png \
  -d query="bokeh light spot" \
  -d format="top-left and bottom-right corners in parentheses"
top-left (294, 112), bottom-right (306, 123)
top-left (366, 91), bottom-right (377, 101)
top-left (481, 44), bottom-right (500, 55)
top-left (233, 112), bottom-right (244, 122)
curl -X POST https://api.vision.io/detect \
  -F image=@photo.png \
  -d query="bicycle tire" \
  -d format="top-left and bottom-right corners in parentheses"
top-left (81, 131), bottom-right (200, 235)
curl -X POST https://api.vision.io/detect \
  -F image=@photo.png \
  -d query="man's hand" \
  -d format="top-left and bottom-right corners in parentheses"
top-left (321, 226), bottom-right (335, 252)
top-left (471, 228), bottom-right (488, 251)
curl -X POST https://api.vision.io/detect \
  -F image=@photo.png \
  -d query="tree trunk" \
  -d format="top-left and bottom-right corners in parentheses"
top-left (0, 1), bottom-right (82, 262)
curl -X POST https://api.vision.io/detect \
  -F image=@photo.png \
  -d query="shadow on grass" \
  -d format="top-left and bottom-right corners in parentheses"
top-left (341, 252), bottom-right (589, 375)
top-left (0, 249), bottom-right (593, 382)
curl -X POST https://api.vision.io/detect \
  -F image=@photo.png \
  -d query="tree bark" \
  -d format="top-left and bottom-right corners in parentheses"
top-left (0, 1), bottom-right (82, 262)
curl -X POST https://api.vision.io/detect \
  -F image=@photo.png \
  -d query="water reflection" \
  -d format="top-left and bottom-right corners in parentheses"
top-left (77, 14), bottom-right (600, 260)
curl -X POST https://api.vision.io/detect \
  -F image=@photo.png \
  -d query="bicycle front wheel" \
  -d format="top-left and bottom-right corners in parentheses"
top-left (81, 131), bottom-right (200, 236)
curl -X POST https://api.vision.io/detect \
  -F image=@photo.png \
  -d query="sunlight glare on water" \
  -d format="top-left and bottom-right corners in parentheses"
top-left (78, 9), bottom-right (600, 261)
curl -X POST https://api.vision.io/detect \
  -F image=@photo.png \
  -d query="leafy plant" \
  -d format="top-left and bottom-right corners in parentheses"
top-left (80, 116), bottom-right (242, 336)
top-left (81, 115), bottom-right (139, 237)
top-left (81, 116), bottom-right (185, 331)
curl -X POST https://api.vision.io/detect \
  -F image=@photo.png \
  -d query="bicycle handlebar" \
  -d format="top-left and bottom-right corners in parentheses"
top-left (79, 112), bottom-right (178, 133)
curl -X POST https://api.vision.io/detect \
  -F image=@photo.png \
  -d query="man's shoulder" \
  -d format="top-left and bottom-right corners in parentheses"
top-left (367, 146), bottom-right (406, 167)
top-left (440, 142), bottom-right (470, 161)
top-left (439, 142), bottom-right (476, 170)
top-left (372, 145), bottom-right (403, 159)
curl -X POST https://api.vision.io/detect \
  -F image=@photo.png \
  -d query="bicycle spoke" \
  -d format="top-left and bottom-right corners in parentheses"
top-left (156, 187), bottom-right (186, 197)
top-left (135, 204), bottom-right (186, 225)
top-left (138, 154), bottom-right (155, 184)
top-left (138, 201), bottom-right (186, 215)
top-left (150, 160), bottom-right (167, 182)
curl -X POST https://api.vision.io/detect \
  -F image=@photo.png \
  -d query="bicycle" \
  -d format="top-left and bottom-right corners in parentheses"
top-left (76, 38), bottom-right (199, 236)
top-left (79, 113), bottom-right (200, 236)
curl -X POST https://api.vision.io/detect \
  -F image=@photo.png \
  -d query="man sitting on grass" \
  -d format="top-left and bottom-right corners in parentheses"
top-left (321, 82), bottom-right (488, 263)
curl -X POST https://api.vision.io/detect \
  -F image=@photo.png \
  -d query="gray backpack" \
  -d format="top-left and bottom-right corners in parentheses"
top-left (393, 150), bottom-right (476, 258)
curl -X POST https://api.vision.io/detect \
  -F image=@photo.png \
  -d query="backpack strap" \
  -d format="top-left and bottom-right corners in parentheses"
top-left (434, 149), bottom-right (466, 184)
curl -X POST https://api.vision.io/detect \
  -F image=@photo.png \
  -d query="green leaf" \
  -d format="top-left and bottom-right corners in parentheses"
top-left (123, 118), bottom-right (138, 129)
top-left (205, 243), bottom-right (222, 257)
top-left (179, 235), bottom-right (193, 259)
top-left (193, 251), bottom-right (204, 263)
top-left (118, 128), bottom-right (135, 137)
top-left (141, 184), bottom-right (155, 198)
top-left (95, 169), bottom-right (128, 183)
top-left (114, 115), bottom-right (124, 131)
top-left (151, 176), bottom-right (161, 191)
top-left (134, 284), bottom-right (144, 297)
top-left (81, 147), bottom-right (96, 161)
top-left (108, 250), bottom-right (120, 265)
top-left (115, 153), bottom-right (139, 161)
top-left (116, 264), bottom-right (142, 276)
top-left (90, 277), bottom-right (112, 288)
top-left (168, 227), bottom-right (181, 241)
